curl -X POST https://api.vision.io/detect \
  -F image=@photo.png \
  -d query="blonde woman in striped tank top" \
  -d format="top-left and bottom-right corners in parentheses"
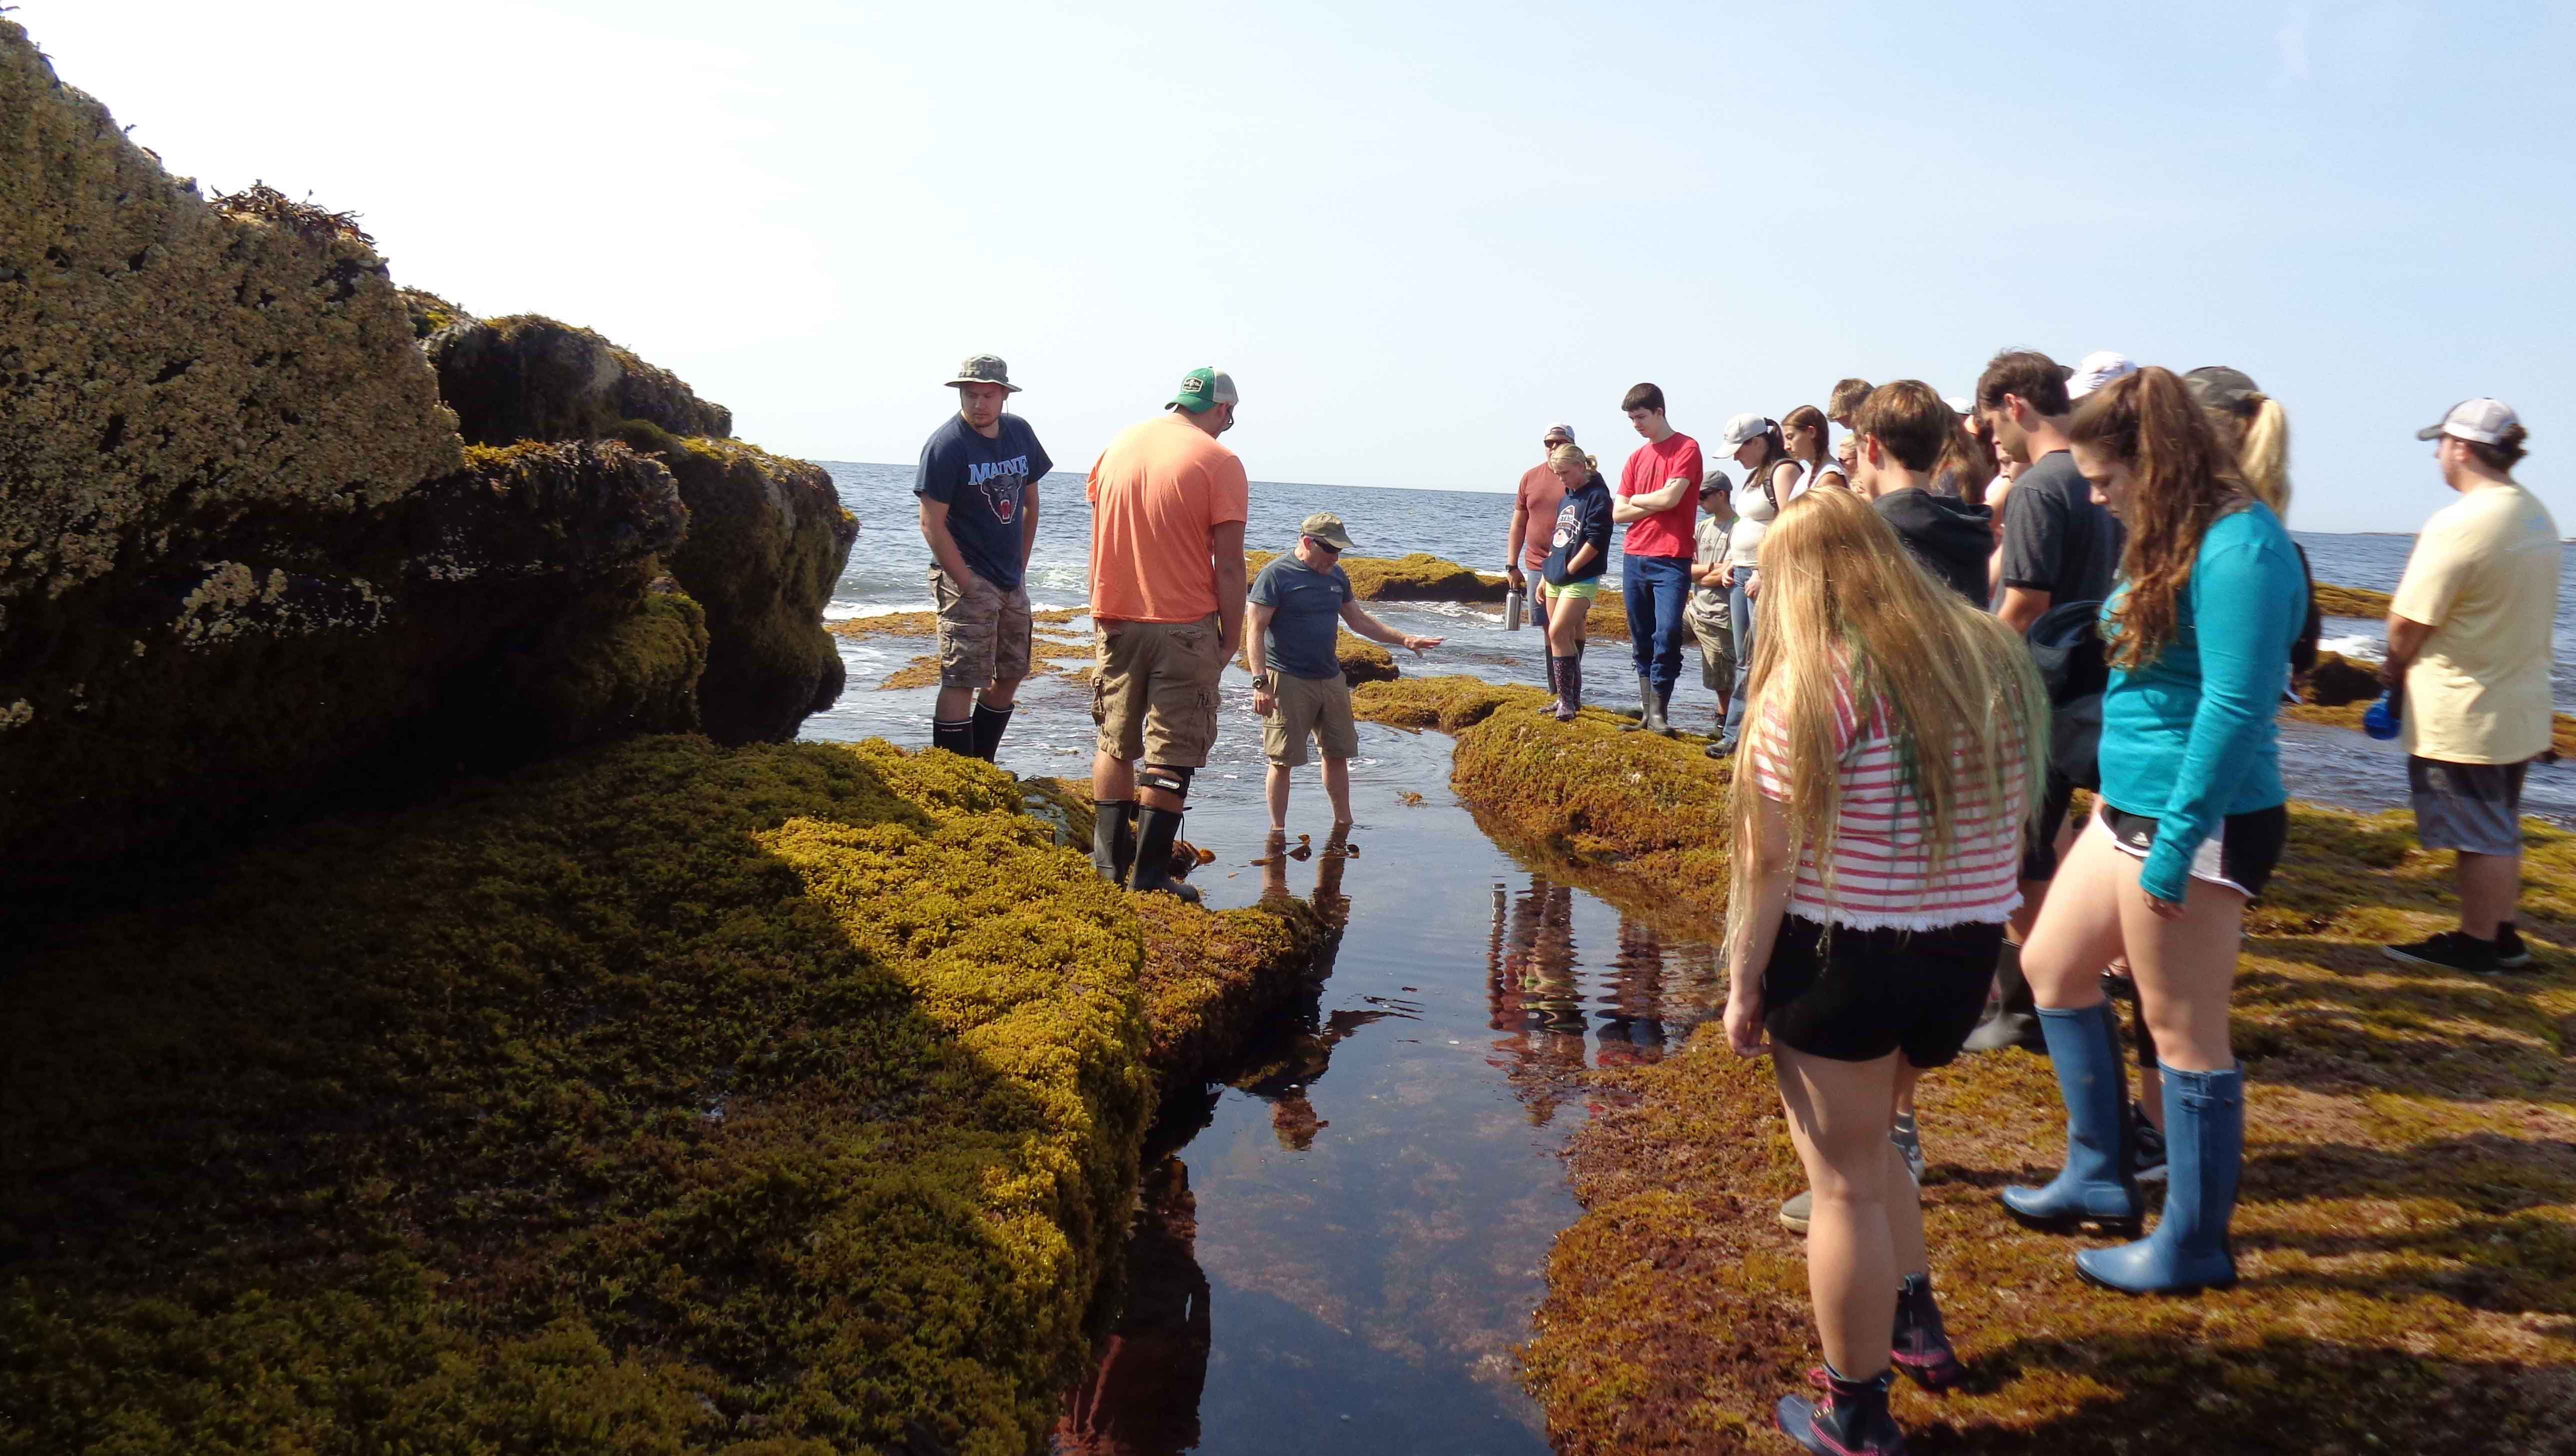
top-left (1722, 487), bottom-right (2049, 1455)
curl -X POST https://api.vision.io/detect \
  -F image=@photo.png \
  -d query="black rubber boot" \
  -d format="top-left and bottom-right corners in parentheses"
top-left (1557, 654), bottom-right (1584, 721)
top-left (1130, 806), bottom-right (1201, 904)
top-left (930, 717), bottom-right (974, 757)
top-left (1622, 674), bottom-right (1656, 730)
top-left (1543, 654), bottom-right (1566, 714)
top-left (1962, 939), bottom-right (2046, 1052)
top-left (1890, 1272), bottom-right (1967, 1390)
top-left (1648, 686), bottom-right (1673, 736)
top-left (1092, 799), bottom-right (1137, 885)
top-left (968, 700), bottom-right (1014, 762)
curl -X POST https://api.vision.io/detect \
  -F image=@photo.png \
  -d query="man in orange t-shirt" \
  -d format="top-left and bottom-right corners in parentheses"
top-left (1084, 366), bottom-right (1251, 902)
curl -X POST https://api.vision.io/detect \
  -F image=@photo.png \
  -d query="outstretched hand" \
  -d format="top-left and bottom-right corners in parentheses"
top-left (1403, 635), bottom-right (1444, 656)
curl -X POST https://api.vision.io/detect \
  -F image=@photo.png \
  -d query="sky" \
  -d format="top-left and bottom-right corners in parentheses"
top-left (16, 0), bottom-right (2573, 532)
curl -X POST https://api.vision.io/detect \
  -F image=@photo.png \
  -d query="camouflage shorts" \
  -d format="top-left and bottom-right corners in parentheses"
top-left (930, 566), bottom-right (1032, 689)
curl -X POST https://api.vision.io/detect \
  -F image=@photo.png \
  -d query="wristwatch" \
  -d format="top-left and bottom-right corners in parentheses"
top-left (1251, 674), bottom-right (1271, 690)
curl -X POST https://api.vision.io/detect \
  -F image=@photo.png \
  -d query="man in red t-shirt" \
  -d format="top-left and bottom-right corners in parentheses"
top-left (1506, 423), bottom-right (1577, 630)
top-left (1612, 382), bottom-right (1704, 735)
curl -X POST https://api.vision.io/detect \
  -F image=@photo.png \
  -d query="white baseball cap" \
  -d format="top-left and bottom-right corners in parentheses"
top-left (1944, 395), bottom-right (1974, 416)
top-left (1719, 412), bottom-right (1772, 448)
top-left (2416, 398), bottom-right (2520, 445)
top-left (2066, 351), bottom-right (2138, 401)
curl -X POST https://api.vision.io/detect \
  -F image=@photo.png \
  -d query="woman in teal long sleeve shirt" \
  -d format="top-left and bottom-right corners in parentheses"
top-left (1999, 369), bottom-right (2305, 1296)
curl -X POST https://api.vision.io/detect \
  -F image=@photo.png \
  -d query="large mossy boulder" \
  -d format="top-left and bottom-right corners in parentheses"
top-left (425, 313), bottom-right (732, 445)
top-left (0, 21), bottom-right (723, 875)
top-left (640, 431), bottom-right (859, 743)
top-left (0, 735), bottom-right (1158, 1455)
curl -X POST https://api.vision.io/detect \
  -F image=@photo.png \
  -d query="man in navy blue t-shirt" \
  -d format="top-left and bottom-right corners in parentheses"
top-left (916, 354), bottom-right (1053, 761)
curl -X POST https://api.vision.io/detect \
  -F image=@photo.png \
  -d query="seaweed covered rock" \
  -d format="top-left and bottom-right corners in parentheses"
top-left (0, 735), bottom-right (1158, 1455)
top-left (1236, 629), bottom-right (1400, 685)
top-left (1526, 802), bottom-right (2576, 1455)
top-left (639, 431), bottom-right (861, 743)
top-left (2313, 580), bottom-right (2395, 618)
top-left (426, 313), bottom-right (733, 445)
top-left (1244, 550), bottom-right (1508, 603)
top-left (0, 429), bottom-right (705, 873)
top-left (2304, 648), bottom-right (2384, 707)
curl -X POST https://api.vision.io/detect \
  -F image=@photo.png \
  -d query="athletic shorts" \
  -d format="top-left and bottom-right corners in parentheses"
top-left (1091, 616), bottom-right (1224, 768)
top-left (1690, 612), bottom-right (1734, 691)
top-left (1262, 670), bottom-right (1358, 767)
top-left (2020, 768), bottom-right (2078, 882)
top-left (930, 565), bottom-right (1032, 689)
top-left (1761, 914), bottom-right (2004, 1067)
top-left (2097, 801), bottom-right (2290, 900)
top-left (1544, 577), bottom-right (1602, 601)
top-left (2409, 755), bottom-right (2531, 859)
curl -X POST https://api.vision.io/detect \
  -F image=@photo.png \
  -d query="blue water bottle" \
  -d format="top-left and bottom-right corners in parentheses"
top-left (2364, 685), bottom-right (2403, 741)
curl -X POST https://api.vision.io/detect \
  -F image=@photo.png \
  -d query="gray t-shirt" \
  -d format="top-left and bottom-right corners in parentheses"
top-left (2000, 450), bottom-right (2123, 606)
top-left (1249, 555), bottom-right (1354, 681)
top-left (1692, 515), bottom-right (1734, 626)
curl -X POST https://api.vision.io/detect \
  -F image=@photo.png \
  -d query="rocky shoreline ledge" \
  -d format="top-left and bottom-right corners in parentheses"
top-left (1, 22), bottom-right (1330, 1454)
top-left (1352, 673), bottom-right (2576, 1454)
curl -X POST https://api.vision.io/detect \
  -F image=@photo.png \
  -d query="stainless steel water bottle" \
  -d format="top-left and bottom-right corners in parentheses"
top-left (1506, 586), bottom-right (1527, 631)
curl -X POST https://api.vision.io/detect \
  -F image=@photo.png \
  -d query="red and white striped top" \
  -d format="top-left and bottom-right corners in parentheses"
top-left (1748, 671), bottom-right (2028, 931)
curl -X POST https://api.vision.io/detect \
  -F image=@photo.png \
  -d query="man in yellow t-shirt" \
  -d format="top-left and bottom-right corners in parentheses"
top-left (2382, 398), bottom-right (2562, 975)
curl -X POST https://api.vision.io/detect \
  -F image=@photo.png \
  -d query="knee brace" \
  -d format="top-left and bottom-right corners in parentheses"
top-left (1138, 764), bottom-right (1194, 802)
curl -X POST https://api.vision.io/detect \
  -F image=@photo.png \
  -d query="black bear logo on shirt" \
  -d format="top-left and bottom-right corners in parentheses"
top-left (968, 456), bottom-right (1030, 524)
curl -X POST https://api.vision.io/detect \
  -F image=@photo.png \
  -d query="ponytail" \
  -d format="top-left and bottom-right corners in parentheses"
top-left (2070, 367), bottom-right (2248, 670)
top-left (2237, 397), bottom-right (2290, 520)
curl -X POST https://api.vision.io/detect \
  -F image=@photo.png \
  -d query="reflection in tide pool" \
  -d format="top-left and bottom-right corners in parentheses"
top-left (1052, 736), bottom-right (1720, 1454)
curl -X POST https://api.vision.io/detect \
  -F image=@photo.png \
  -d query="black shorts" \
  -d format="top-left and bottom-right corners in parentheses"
top-left (1762, 915), bottom-right (2005, 1067)
top-left (2020, 768), bottom-right (2078, 882)
top-left (2098, 801), bottom-right (2290, 900)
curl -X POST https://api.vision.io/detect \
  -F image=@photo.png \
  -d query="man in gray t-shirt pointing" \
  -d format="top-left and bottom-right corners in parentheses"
top-left (1246, 513), bottom-right (1442, 833)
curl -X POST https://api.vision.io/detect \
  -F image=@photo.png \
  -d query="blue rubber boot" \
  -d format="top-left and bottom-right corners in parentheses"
top-left (2000, 1002), bottom-right (2142, 1233)
top-left (2077, 1065), bottom-right (2242, 1294)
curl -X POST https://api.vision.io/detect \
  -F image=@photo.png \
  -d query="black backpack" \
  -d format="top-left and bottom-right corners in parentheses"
top-left (2026, 600), bottom-right (2108, 791)
top-left (2289, 543), bottom-right (2324, 677)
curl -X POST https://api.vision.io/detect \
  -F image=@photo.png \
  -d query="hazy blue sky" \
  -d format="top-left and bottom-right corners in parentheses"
top-left (19, 1), bottom-right (2571, 532)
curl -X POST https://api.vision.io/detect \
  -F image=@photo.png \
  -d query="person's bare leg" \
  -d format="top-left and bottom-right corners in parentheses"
top-left (1265, 763), bottom-right (1291, 832)
top-left (2022, 821), bottom-right (2131, 1011)
top-left (1888, 1068), bottom-right (1928, 1279)
top-left (1322, 756), bottom-right (1353, 827)
top-left (1094, 753), bottom-right (1147, 807)
top-left (936, 684), bottom-right (975, 721)
top-left (2119, 871), bottom-right (2248, 1075)
top-left (980, 675), bottom-right (1023, 712)
top-left (1776, 1046), bottom-right (1904, 1380)
top-left (2456, 849), bottom-right (2522, 940)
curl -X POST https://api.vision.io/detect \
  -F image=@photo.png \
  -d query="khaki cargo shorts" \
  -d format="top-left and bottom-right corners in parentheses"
top-left (1263, 670), bottom-right (1358, 767)
top-left (1690, 610), bottom-right (1735, 691)
top-left (1092, 615), bottom-right (1224, 767)
top-left (931, 565), bottom-right (1032, 689)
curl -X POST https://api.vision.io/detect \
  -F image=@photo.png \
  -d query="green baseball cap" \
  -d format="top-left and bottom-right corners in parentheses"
top-left (1168, 367), bottom-right (1240, 414)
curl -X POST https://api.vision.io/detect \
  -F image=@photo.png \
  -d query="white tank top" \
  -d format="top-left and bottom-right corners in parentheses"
top-left (1726, 461), bottom-right (1804, 566)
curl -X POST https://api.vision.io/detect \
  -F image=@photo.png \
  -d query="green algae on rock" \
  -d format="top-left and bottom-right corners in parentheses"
top-left (1355, 675), bottom-right (1733, 922)
top-left (426, 313), bottom-right (734, 445)
top-left (634, 432), bottom-right (860, 743)
top-left (2314, 581), bottom-right (2396, 618)
top-left (1525, 799), bottom-right (2576, 1455)
top-left (1244, 550), bottom-right (1508, 604)
top-left (0, 735), bottom-right (1159, 1455)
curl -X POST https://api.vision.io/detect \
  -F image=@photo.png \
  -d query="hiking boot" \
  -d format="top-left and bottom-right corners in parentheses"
top-left (2383, 930), bottom-right (2500, 975)
top-left (1776, 1366), bottom-right (1908, 1454)
top-left (1706, 735), bottom-right (1736, 759)
top-left (2130, 1101), bottom-right (2168, 1185)
top-left (2496, 922), bottom-right (2535, 969)
top-left (1890, 1272), bottom-right (1968, 1391)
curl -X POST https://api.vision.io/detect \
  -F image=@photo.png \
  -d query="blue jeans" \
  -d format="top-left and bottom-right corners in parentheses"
top-left (1622, 553), bottom-right (1692, 696)
top-left (1720, 571), bottom-right (1758, 742)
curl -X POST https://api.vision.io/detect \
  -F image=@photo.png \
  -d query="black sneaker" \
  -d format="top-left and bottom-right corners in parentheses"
top-left (2496, 923), bottom-right (2536, 969)
top-left (2130, 1102), bottom-right (2167, 1185)
top-left (2384, 931), bottom-right (2500, 975)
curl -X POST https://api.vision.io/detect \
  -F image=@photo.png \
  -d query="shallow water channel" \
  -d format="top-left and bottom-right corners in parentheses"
top-left (1040, 724), bottom-right (1722, 1453)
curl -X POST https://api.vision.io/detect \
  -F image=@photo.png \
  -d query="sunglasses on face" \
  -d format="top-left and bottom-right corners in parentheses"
top-left (1306, 536), bottom-right (1342, 555)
